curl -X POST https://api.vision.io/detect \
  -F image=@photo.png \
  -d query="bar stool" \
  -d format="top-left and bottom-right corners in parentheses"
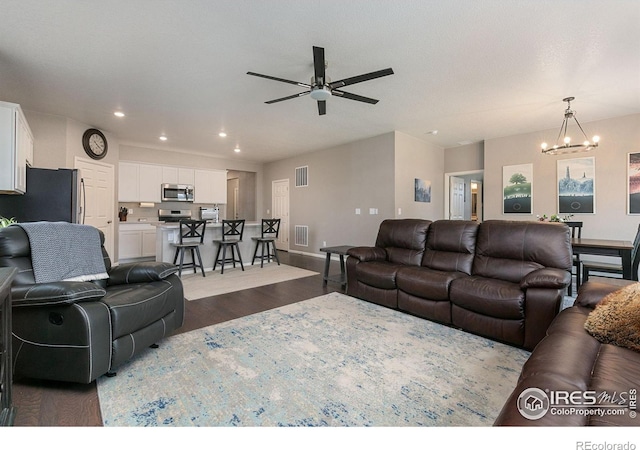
top-left (251, 218), bottom-right (281, 267)
top-left (172, 219), bottom-right (207, 277)
top-left (212, 219), bottom-right (245, 274)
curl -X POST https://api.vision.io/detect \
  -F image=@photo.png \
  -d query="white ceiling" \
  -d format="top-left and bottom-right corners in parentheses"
top-left (1, 0), bottom-right (639, 163)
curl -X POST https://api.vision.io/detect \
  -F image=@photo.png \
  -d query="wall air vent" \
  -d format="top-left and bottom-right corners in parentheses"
top-left (295, 225), bottom-right (309, 247)
top-left (295, 166), bottom-right (308, 187)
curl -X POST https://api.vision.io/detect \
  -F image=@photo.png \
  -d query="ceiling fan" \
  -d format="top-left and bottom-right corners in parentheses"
top-left (247, 46), bottom-right (394, 115)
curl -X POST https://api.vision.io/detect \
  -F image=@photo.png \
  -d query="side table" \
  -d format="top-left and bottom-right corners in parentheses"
top-left (319, 245), bottom-right (354, 289)
top-left (0, 267), bottom-right (16, 426)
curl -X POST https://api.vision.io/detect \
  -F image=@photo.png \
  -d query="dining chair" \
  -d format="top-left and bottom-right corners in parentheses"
top-left (565, 221), bottom-right (583, 295)
top-left (582, 224), bottom-right (640, 284)
top-left (251, 218), bottom-right (281, 268)
top-left (172, 219), bottom-right (207, 277)
top-left (212, 219), bottom-right (245, 274)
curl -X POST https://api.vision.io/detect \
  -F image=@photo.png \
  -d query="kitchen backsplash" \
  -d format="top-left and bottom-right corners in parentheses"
top-left (118, 202), bottom-right (227, 222)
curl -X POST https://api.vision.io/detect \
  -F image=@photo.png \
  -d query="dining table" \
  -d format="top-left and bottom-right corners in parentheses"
top-left (570, 237), bottom-right (634, 280)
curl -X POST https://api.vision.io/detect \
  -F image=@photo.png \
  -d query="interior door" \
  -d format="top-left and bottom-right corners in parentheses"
top-left (449, 176), bottom-right (465, 220)
top-left (75, 157), bottom-right (115, 259)
top-left (272, 179), bottom-right (289, 251)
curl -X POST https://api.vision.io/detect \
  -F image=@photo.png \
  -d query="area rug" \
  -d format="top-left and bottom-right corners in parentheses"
top-left (97, 292), bottom-right (530, 426)
top-left (180, 263), bottom-right (318, 300)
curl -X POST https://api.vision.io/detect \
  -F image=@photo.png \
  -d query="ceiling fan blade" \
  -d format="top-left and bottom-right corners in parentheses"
top-left (329, 68), bottom-right (394, 89)
top-left (247, 71), bottom-right (311, 88)
top-left (313, 46), bottom-right (325, 85)
top-left (317, 100), bottom-right (326, 115)
top-left (265, 91), bottom-right (310, 104)
top-left (332, 89), bottom-right (379, 104)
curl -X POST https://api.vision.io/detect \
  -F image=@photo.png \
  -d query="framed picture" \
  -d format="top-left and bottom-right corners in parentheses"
top-left (502, 163), bottom-right (532, 214)
top-left (557, 157), bottom-right (595, 214)
top-left (628, 153), bottom-right (640, 214)
top-left (414, 178), bottom-right (431, 202)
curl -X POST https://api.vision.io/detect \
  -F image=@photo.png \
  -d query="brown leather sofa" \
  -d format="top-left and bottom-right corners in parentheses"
top-left (495, 278), bottom-right (640, 426)
top-left (346, 219), bottom-right (572, 350)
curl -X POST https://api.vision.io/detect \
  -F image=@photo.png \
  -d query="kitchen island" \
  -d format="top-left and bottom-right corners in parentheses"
top-left (154, 221), bottom-right (263, 272)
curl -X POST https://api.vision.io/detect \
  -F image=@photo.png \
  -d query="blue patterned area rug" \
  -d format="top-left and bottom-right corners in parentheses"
top-left (97, 292), bottom-right (529, 426)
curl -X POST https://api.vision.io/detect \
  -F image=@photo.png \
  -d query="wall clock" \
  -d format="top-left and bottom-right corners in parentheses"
top-left (82, 128), bottom-right (108, 160)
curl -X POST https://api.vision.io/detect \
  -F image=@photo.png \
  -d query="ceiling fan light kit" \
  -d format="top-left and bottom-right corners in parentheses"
top-left (247, 46), bottom-right (393, 115)
top-left (541, 97), bottom-right (600, 155)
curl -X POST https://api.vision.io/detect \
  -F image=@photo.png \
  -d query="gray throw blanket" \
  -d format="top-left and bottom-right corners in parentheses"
top-left (16, 222), bottom-right (108, 283)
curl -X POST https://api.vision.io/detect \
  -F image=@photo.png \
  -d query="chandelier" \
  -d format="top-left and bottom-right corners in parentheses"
top-left (541, 97), bottom-right (600, 155)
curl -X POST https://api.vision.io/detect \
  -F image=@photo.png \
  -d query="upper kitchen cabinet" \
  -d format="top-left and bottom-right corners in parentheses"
top-left (162, 166), bottom-right (194, 185)
top-left (194, 169), bottom-right (227, 204)
top-left (118, 162), bottom-right (162, 203)
top-left (0, 101), bottom-right (33, 194)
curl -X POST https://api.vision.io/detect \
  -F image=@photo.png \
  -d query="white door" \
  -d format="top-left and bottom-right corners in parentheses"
top-left (272, 179), bottom-right (289, 251)
top-left (449, 176), bottom-right (465, 220)
top-left (75, 158), bottom-right (115, 259)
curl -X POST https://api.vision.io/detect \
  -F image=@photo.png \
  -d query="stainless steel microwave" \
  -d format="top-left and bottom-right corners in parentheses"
top-left (161, 183), bottom-right (194, 202)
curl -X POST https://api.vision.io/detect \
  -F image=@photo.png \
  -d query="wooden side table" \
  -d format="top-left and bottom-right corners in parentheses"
top-left (0, 267), bottom-right (16, 426)
top-left (320, 245), bottom-right (354, 289)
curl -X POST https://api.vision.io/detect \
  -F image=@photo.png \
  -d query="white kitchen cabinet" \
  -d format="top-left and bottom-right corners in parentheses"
top-left (0, 101), bottom-right (32, 194)
top-left (194, 169), bottom-right (227, 204)
top-left (118, 162), bottom-right (139, 202)
top-left (162, 166), bottom-right (194, 185)
top-left (138, 164), bottom-right (162, 203)
top-left (119, 224), bottom-right (156, 260)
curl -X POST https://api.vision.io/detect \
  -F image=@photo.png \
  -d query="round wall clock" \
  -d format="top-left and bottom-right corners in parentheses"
top-left (82, 128), bottom-right (108, 160)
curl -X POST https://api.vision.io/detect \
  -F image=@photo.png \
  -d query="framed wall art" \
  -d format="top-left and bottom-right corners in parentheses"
top-left (557, 156), bottom-right (595, 214)
top-left (628, 152), bottom-right (640, 214)
top-left (414, 178), bottom-right (431, 203)
top-left (502, 163), bottom-right (532, 214)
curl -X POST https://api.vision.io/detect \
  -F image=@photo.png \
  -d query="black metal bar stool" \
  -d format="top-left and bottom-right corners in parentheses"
top-left (172, 219), bottom-right (207, 277)
top-left (212, 219), bottom-right (245, 274)
top-left (251, 218), bottom-right (281, 267)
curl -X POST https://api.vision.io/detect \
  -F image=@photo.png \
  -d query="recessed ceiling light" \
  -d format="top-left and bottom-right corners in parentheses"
top-left (218, 132), bottom-right (227, 138)
top-left (159, 136), bottom-right (168, 141)
top-left (234, 147), bottom-right (241, 153)
top-left (425, 130), bottom-right (438, 135)
top-left (114, 111), bottom-right (125, 118)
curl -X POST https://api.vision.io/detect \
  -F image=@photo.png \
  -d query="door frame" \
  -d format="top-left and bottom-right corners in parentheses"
top-left (444, 170), bottom-right (484, 221)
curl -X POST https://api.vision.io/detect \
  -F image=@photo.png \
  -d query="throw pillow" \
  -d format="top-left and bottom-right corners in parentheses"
top-left (584, 282), bottom-right (640, 352)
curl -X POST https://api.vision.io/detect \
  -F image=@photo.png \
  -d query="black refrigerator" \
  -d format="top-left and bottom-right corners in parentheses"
top-left (0, 167), bottom-right (82, 223)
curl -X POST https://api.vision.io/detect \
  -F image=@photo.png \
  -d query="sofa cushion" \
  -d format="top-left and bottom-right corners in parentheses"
top-left (374, 219), bottom-right (431, 265)
top-left (421, 220), bottom-right (478, 274)
top-left (101, 279), bottom-right (179, 338)
top-left (396, 266), bottom-right (466, 301)
top-left (355, 261), bottom-right (401, 290)
top-left (584, 282), bottom-right (640, 352)
top-left (449, 276), bottom-right (525, 320)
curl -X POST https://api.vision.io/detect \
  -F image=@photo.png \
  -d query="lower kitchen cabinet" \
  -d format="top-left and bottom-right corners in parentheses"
top-left (118, 224), bottom-right (156, 261)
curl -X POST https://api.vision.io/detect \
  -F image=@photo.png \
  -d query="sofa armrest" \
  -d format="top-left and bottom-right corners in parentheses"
top-left (574, 279), bottom-right (636, 309)
top-left (12, 281), bottom-right (106, 307)
top-left (520, 268), bottom-right (570, 290)
top-left (347, 246), bottom-right (387, 262)
top-left (108, 261), bottom-right (179, 285)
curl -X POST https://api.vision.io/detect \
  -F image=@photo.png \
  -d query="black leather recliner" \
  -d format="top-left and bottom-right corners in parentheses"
top-left (0, 225), bottom-right (184, 384)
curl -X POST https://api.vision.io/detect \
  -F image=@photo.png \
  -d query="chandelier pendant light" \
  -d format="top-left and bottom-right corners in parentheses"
top-left (541, 97), bottom-right (600, 155)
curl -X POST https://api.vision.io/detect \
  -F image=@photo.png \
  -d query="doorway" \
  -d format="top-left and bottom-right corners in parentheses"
top-left (444, 170), bottom-right (484, 221)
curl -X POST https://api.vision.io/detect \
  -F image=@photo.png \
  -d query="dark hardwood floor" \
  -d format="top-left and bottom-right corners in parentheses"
top-left (12, 251), bottom-right (342, 426)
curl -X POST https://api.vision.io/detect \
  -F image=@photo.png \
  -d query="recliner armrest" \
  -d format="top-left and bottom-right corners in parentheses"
top-left (108, 261), bottom-right (179, 285)
top-left (12, 281), bottom-right (106, 307)
top-left (347, 246), bottom-right (387, 262)
top-left (520, 267), bottom-right (571, 289)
